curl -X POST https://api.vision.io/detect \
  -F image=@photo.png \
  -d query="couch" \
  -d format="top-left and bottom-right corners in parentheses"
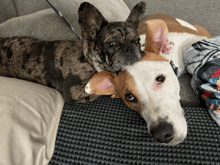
top-left (0, 0), bottom-right (220, 164)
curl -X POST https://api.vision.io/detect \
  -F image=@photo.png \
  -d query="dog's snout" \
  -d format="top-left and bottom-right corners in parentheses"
top-left (150, 122), bottom-right (174, 144)
top-left (123, 43), bottom-right (134, 53)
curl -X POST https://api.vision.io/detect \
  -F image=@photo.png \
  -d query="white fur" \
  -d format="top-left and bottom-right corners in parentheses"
top-left (127, 60), bottom-right (187, 145)
top-left (85, 83), bottom-right (91, 93)
top-left (140, 34), bottom-right (146, 51)
top-left (130, 18), bottom-right (207, 144)
top-left (175, 18), bottom-right (197, 31)
top-left (164, 32), bottom-right (207, 77)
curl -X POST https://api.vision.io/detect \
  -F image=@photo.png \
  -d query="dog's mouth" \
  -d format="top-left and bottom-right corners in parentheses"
top-left (107, 54), bottom-right (142, 73)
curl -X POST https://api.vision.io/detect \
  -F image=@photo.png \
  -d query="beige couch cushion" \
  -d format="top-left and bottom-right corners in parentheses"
top-left (0, 76), bottom-right (64, 165)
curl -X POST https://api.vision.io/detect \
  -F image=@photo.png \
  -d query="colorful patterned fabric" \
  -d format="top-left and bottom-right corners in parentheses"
top-left (184, 36), bottom-right (220, 127)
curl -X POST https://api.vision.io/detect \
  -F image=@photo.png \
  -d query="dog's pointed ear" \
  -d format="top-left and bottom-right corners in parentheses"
top-left (85, 71), bottom-right (118, 97)
top-left (78, 2), bottom-right (108, 40)
top-left (126, 1), bottom-right (146, 29)
top-left (145, 20), bottom-right (173, 56)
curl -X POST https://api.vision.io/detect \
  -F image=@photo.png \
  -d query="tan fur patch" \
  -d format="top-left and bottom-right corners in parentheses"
top-left (142, 19), bottom-right (170, 54)
top-left (87, 71), bottom-right (116, 95)
top-left (138, 13), bottom-right (212, 38)
top-left (115, 70), bottom-right (143, 113)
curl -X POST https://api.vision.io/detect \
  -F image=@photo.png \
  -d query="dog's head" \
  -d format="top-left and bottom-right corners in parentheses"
top-left (78, 2), bottom-right (146, 72)
top-left (85, 20), bottom-right (187, 145)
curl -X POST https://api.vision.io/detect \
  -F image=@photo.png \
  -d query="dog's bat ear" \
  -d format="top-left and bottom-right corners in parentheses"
top-left (145, 20), bottom-right (173, 56)
top-left (85, 71), bottom-right (117, 96)
top-left (78, 2), bottom-right (108, 40)
top-left (126, 1), bottom-right (146, 29)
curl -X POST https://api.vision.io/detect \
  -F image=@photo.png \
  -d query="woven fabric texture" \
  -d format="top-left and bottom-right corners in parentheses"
top-left (49, 96), bottom-right (220, 165)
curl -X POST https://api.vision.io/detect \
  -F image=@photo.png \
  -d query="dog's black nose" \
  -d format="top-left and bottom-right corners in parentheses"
top-left (150, 122), bottom-right (174, 143)
top-left (123, 43), bottom-right (134, 53)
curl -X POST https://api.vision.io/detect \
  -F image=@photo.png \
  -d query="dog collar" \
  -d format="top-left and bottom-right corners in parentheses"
top-left (170, 60), bottom-right (178, 76)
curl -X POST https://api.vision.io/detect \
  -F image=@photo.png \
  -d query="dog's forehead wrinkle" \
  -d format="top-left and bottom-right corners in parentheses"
top-left (100, 24), bottom-right (138, 44)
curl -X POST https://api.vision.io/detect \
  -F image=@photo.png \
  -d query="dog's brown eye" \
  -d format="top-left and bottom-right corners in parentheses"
top-left (156, 74), bottom-right (166, 83)
top-left (125, 93), bottom-right (137, 102)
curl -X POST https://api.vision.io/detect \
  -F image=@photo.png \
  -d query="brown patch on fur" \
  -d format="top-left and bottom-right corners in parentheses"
top-left (115, 70), bottom-right (143, 113)
top-left (138, 13), bottom-right (212, 38)
top-left (193, 25), bottom-right (212, 38)
top-left (144, 19), bottom-right (169, 54)
top-left (0, 37), bottom-right (47, 84)
top-left (87, 71), bottom-right (116, 95)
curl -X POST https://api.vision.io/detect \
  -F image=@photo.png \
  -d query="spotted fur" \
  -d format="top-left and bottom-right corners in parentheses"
top-left (0, 2), bottom-right (146, 103)
top-left (0, 37), bottom-right (98, 103)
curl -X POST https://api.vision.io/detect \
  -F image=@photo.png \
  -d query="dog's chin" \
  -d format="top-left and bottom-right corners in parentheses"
top-left (107, 56), bottom-right (142, 73)
top-left (166, 135), bottom-right (186, 146)
top-left (109, 66), bottom-right (128, 73)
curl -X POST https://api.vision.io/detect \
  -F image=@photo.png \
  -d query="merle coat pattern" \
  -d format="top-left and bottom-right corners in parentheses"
top-left (0, 2), bottom-right (146, 103)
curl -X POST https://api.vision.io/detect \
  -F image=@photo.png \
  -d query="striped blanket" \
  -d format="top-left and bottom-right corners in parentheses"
top-left (184, 36), bottom-right (220, 127)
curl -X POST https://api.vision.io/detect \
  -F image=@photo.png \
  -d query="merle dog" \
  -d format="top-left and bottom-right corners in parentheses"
top-left (0, 2), bottom-right (146, 103)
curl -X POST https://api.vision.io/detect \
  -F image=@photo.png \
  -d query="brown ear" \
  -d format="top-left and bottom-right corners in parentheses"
top-left (145, 19), bottom-right (172, 54)
top-left (85, 71), bottom-right (117, 96)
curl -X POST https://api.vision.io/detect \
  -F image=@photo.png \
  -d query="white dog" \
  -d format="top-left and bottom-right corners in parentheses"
top-left (85, 14), bottom-right (211, 145)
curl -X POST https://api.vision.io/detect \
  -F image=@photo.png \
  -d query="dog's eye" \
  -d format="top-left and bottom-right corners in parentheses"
top-left (125, 93), bottom-right (137, 102)
top-left (135, 40), bottom-right (140, 44)
top-left (108, 42), bottom-right (116, 48)
top-left (133, 39), bottom-right (140, 45)
top-left (156, 74), bottom-right (166, 83)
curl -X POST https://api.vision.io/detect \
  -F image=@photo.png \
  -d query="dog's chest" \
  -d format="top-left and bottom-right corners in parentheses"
top-left (167, 32), bottom-right (207, 77)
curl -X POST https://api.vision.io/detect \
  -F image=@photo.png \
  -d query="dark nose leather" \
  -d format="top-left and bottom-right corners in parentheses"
top-left (150, 122), bottom-right (174, 143)
top-left (123, 43), bottom-right (134, 53)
